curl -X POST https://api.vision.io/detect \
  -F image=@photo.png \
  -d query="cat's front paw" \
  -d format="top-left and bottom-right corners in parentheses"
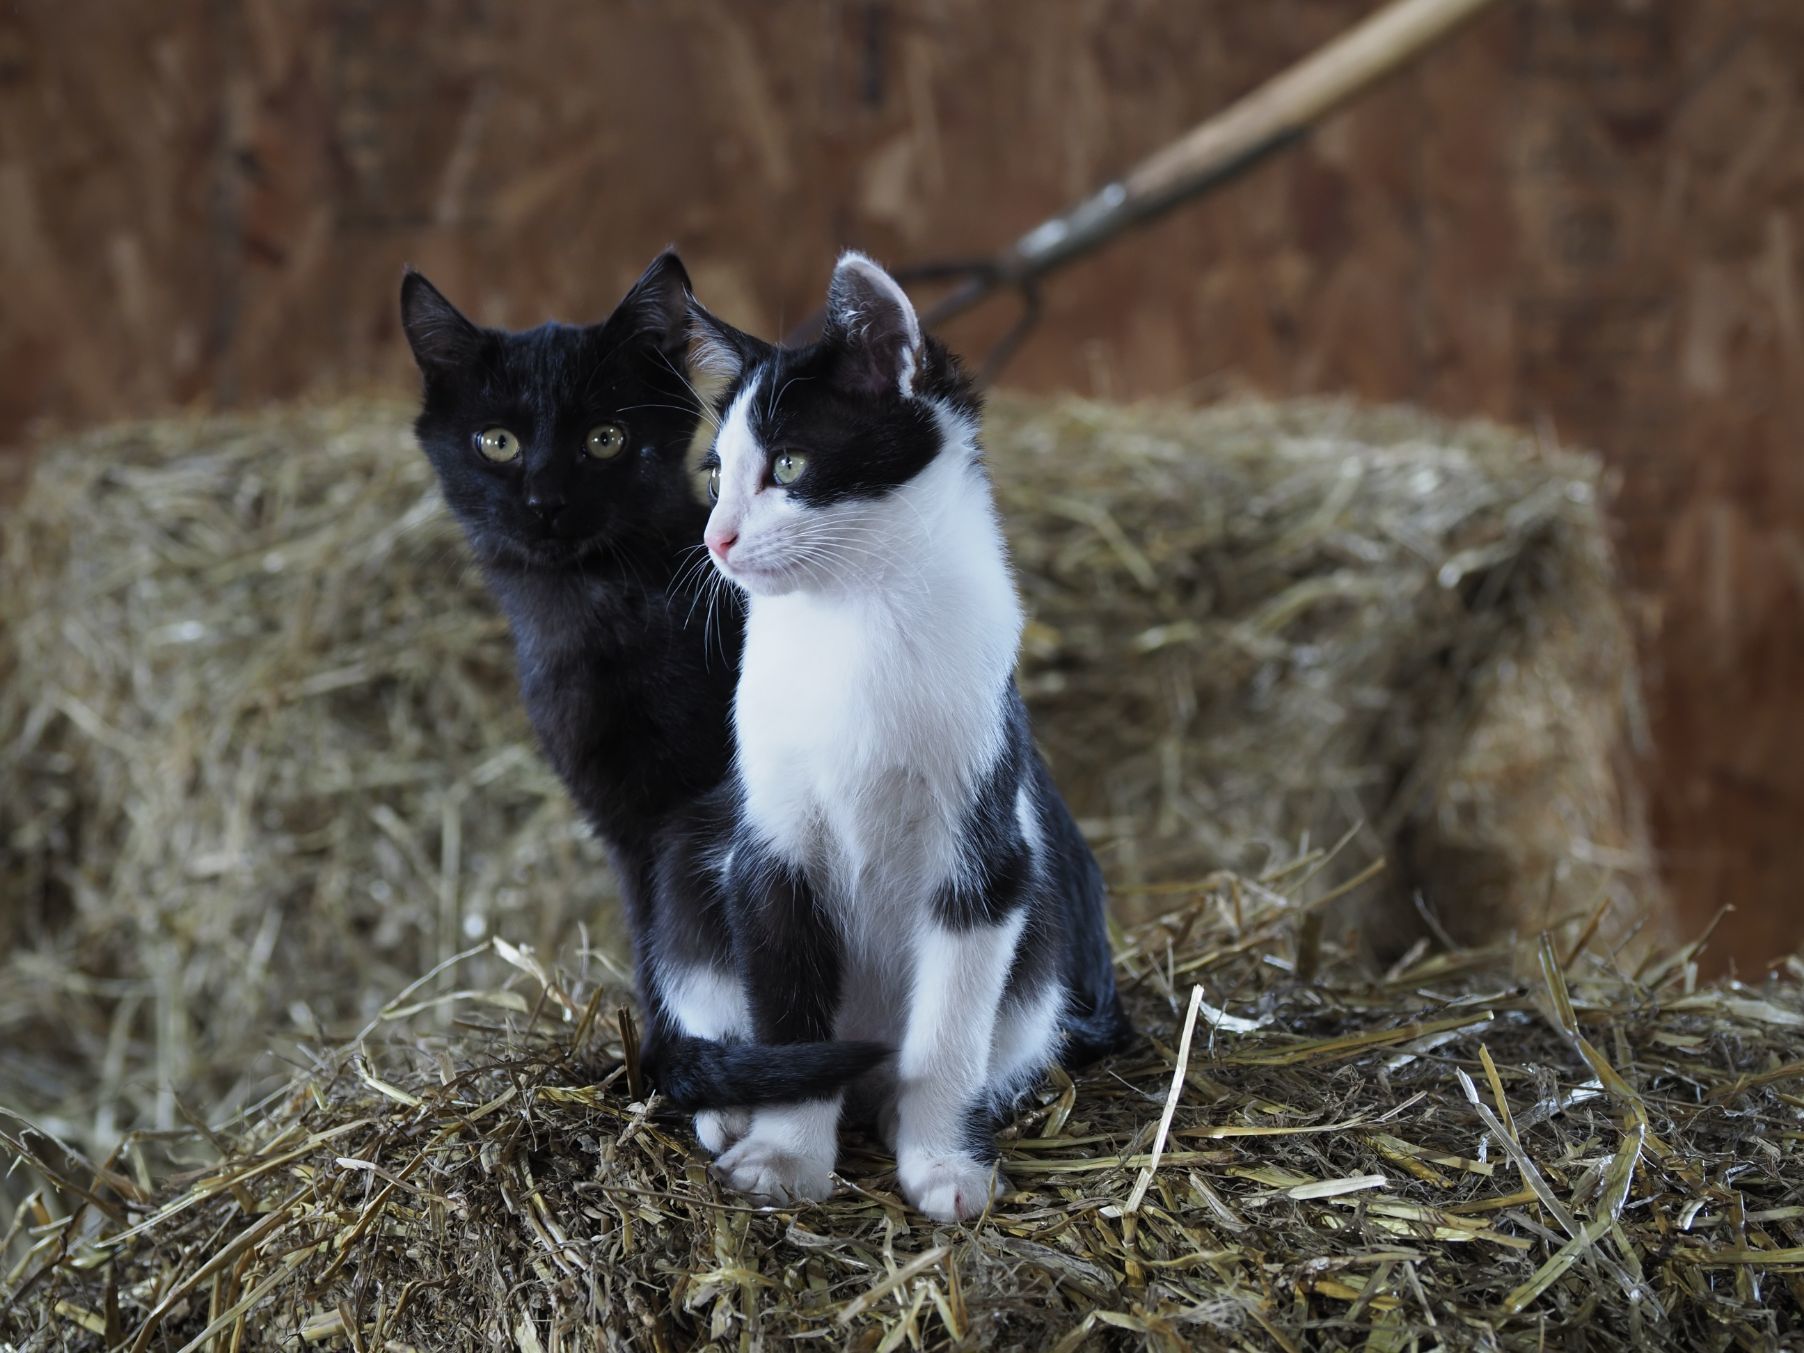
top-left (898, 1153), bottom-right (1006, 1223)
top-left (713, 1137), bottom-right (836, 1206)
top-left (694, 1108), bottom-right (752, 1155)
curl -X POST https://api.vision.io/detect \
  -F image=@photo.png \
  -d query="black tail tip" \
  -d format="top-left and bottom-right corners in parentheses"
top-left (646, 1035), bottom-right (895, 1113)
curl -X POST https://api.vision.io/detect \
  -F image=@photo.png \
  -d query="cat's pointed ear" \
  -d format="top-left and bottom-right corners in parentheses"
top-left (688, 300), bottom-right (757, 390)
top-left (400, 269), bottom-right (483, 374)
top-left (617, 248), bottom-right (692, 355)
top-left (823, 251), bottom-right (923, 398)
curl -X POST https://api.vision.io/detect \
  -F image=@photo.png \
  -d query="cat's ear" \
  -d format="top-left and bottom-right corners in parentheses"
top-left (688, 300), bottom-right (757, 389)
top-left (616, 248), bottom-right (692, 356)
top-left (823, 251), bottom-right (923, 398)
top-left (400, 269), bottom-right (484, 374)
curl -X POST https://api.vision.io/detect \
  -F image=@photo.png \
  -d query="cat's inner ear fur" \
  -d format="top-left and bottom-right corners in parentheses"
top-left (618, 249), bottom-right (693, 356)
top-left (687, 302), bottom-right (754, 393)
top-left (824, 251), bottom-right (923, 398)
top-left (400, 269), bottom-right (484, 374)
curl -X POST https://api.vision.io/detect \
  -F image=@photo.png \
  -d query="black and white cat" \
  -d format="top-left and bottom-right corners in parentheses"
top-left (399, 253), bottom-right (886, 1113)
top-left (688, 253), bottom-right (1133, 1221)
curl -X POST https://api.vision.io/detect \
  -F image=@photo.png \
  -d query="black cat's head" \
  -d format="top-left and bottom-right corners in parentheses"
top-left (401, 251), bottom-right (707, 569)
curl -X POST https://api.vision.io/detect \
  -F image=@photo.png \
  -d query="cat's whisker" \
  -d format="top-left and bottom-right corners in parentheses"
top-left (618, 402), bottom-right (716, 421)
top-left (791, 524), bottom-right (931, 597)
top-left (653, 348), bottom-right (722, 433)
top-left (670, 544), bottom-right (716, 604)
top-left (767, 373), bottom-right (813, 425)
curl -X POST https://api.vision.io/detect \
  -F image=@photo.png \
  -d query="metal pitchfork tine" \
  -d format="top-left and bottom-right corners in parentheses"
top-left (783, 0), bottom-right (1503, 381)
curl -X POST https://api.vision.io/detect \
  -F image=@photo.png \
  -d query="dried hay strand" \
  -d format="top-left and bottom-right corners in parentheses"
top-left (0, 392), bottom-right (1688, 1345)
top-left (4, 874), bottom-right (1802, 1350)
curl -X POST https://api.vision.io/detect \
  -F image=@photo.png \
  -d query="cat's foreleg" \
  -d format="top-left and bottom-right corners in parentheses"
top-left (712, 853), bottom-right (846, 1204)
top-left (892, 909), bottom-right (1026, 1222)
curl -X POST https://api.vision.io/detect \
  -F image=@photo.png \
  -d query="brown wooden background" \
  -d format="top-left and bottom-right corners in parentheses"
top-left (3, 0), bottom-right (1800, 971)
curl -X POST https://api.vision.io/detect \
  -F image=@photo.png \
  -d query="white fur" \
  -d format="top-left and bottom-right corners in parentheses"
top-left (713, 1098), bottom-right (840, 1205)
top-left (1014, 784), bottom-right (1044, 862)
top-left (689, 328), bottom-right (743, 385)
top-left (665, 963), bottom-right (749, 1041)
top-left (718, 447), bottom-right (1022, 953)
top-left (660, 964), bottom-right (753, 1156)
top-left (989, 985), bottom-right (1065, 1094)
top-left (694, 1107), bottom-right (751, 1156)
top-left (891, 916), bottom-right (1025, 1220)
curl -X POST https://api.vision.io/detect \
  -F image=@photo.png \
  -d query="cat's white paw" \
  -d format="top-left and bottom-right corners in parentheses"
top-left (694, 1108), bottom-right (751, 1156)
top-left (714, 1137), bottom-right (836, 1206)
top-left (898, 1153), bottom-right (1007, 1223)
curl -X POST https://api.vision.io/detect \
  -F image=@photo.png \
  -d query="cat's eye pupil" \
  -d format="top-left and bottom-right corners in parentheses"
top-left (772, 451), bottom-right (808, 487)
top-left (586, 423), bottom-right (627, 459)
top-left (476, 427), bottom-right (518, 463)
top-left (706, 467), bottom-right (720, 502)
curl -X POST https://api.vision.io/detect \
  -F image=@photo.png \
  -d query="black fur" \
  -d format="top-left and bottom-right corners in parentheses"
top-left (401, 253), bottom-right (884, 1109)
top-left (727, 846), bottom-right (850, 1045)
top-left (1030, 746), bottom-right (1138, 1068)
top-left (648, 1035), bottom-right (890, 1113)
top-left (403, 254), bottom-right (736, 845)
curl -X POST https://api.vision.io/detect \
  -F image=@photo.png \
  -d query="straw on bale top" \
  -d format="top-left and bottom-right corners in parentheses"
top-left (0, 395), bottom-right (1658, 1151)
top-left (3, 869), bottom-right (1801, 1350)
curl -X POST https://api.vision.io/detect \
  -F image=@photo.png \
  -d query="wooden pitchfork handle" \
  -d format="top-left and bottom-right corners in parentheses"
top-left (784, 0), bottom-right (1506, 377)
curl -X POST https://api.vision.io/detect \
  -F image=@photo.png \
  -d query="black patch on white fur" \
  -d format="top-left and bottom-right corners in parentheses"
top-left (730, 845), bottom-right (844, 1044)
top-left (639, 791), bottom-right (892, 1110)
top-left (691, 300), bottom-right (981, 508)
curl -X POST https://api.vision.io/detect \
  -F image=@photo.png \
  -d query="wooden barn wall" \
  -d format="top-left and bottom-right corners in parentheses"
top-left (2, 0), bottom-right (1800, 970)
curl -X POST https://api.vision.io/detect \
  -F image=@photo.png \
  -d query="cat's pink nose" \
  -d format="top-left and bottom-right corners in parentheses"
top-left (706, 527), bottom-right (738, 560)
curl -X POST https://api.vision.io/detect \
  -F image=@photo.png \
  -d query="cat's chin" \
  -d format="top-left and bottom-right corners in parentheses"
top-left (479, 533), bottom-right (616, 570)
top-left (713, 561), bottom-right (802, 599)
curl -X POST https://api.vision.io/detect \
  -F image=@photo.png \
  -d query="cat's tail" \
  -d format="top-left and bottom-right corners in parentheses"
top-left (1058, 995), bottom-right (1137, 1070)
top-left (645, 1034), bottom-right (893, 1112)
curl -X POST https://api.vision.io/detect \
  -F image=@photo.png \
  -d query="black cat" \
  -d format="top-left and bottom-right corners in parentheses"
top-left (401, 253), bottom-right (885, 1109)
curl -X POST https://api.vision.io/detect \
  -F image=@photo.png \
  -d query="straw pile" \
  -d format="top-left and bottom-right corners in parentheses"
top-left (0, 393), bottom-right (1704, 1347)
top-left (4, 873), bottom-right (1801, 1350)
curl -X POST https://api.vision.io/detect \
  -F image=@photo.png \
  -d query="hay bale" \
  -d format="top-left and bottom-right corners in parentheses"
top-left (0, 395), bottom-right (1658, 1158)
top-left (0, 393), bottom-right (1776, 1349)
top-left (3, 877), bottom-right (1799, 1349)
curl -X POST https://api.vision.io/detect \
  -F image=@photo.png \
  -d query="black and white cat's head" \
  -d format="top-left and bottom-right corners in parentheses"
top-left (691, 252), bottom-right (982, 598)
top-left (401, 251), bottom-right (707, 569)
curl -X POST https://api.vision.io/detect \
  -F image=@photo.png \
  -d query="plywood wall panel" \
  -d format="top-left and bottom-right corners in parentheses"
top-left (3, 0), bottom-right (1800, 968)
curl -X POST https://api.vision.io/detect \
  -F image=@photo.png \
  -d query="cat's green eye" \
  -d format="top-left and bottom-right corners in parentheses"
top-left (772, 451), bottom-right (808, 487)
top-left (475, 427), bottom-right (519, 463)
top-left (705, 467), bottom-right (720, 503)
top-left (585, 423), bottom-right (627, 460)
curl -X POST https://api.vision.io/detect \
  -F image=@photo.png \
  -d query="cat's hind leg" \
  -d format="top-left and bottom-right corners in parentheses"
top-left (657, 961), bottom-right (754, 1157)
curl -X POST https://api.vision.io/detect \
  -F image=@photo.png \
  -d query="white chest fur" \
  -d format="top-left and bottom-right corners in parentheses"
top-left (733, 453), bottom-right (1023, 949)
